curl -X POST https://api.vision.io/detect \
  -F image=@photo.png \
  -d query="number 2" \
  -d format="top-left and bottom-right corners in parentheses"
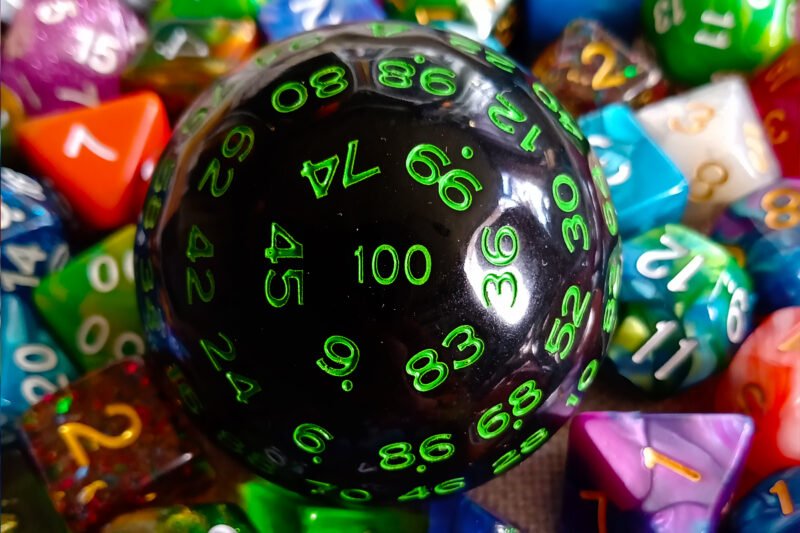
top-left (58, 403), bottom-right (142, 467)
top-left (581, 42), bottom-right (627, 90)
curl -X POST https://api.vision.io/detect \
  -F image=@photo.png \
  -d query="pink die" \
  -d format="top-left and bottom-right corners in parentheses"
top-left (1, 0), bottom-right (146, 117)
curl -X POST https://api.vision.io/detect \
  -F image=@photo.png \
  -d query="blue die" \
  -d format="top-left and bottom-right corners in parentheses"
top-left (578, 104), bottom-right (688, 240)
top-left (713, 179), bottom-right (800, 313)
top-left (1, 293), bottom-right (79, 420)
top-left (1, 168), bottom-right (69, 300)
top-left (428, 496), bottom-right (519, 532)
top-left (729, 467), bottom-right (800, 532)
top-left (523, 0), bottom-right (642, 44)
top-left (258, 0), bottom-right (385, 41)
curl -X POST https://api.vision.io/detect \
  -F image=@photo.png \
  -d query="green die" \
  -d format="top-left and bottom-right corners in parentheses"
top-left (642, 0), bottom-right (797, 85)
top-left (150, 0), bottom-right (264, 23)
top-left (34, 225), bottom-right (144, 372)
top-left (239, 480), bottom-right (428, 533)
top-left (608, 224), bottom-right (755, 396)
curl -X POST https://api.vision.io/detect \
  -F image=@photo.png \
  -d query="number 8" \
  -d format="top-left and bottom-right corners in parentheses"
top-left (405, 349), bottom-right (448, 392)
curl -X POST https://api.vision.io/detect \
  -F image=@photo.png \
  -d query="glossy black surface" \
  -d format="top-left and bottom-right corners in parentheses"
top-left (135, 22), bottom-right (619, 504)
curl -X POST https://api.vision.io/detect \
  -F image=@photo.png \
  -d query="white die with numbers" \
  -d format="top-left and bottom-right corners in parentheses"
top-left (636, 76), bottom-right (780, 233)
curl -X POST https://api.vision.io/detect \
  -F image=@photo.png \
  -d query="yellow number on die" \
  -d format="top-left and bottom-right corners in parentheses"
top-left (689, 161), bottom-right (728, 202)
top-left (668, 102), bottom-right (715, 134)
top-left (761, 188), bottom-right (800, 231)
top-left (58, 403), bottom-right (142, 467)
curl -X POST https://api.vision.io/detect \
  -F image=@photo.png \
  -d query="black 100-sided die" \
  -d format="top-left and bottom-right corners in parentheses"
top-left (135, 22), bottom-right (620, 505)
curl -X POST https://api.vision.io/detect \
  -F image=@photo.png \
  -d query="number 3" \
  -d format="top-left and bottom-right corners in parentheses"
top-left (442, 324), bottom-right (484, 370)
top-left (58, 403), bottom-right (142, 467)
top-left (482, 272), bottom-right (517, 308)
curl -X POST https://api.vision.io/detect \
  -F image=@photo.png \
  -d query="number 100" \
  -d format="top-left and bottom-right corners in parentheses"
top-left (355, 244), bottom-right (431, 286)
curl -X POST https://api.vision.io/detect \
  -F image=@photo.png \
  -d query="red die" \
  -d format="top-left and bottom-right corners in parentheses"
top-left (20, 359), bottom-right (214, 532)
top-left (749, 44), bottom-right (800, 177)
top-left (17, 92), bottom-right (170, 231)
top-left (715, 307), bottom-right (800, 479)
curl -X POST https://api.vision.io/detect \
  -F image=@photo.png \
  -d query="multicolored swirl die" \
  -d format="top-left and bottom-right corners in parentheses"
top-left (122, 18), bottom-right (259, 119)
top-left (716, 307), bottom-right (800, 480)
top-left (1, 293), bottom-right (79, 421)
top-left (749, 44), bottom-right (800, 177)
top-left (713, 179), bottom-right (800, 312)
top-left (1, 167), bottom-right (70, 301)
top-left (258, 0), bottom-right (386, 42)
top-left (608, 224), bottom-right (755, 396)
top-left (34, 225), bottom-right (145, 372)
top-left (728, 467), bottom-right (800, 532)
top-left (560, 412), bottom-right (754, 533)
top-left (579, 104), bottom-right (688, 239)
top-left (641, 0), bottom-right (798, 85)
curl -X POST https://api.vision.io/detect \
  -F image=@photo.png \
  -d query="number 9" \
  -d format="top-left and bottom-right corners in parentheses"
top-left (316, 335), bottom-right (359, 377)
top-left (406, 143), bottom-right (450, 185)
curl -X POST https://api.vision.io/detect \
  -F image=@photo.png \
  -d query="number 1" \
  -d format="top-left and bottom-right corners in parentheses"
top-left (64, 124), bottom-right (117, 161)
top-left (642, 447), bottom-right (701, 482)
top-left (769, 479), bottom-right (795, 515)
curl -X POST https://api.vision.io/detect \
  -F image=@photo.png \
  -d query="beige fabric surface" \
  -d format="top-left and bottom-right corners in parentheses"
top-left (469, 375), bottom-right (718, 532)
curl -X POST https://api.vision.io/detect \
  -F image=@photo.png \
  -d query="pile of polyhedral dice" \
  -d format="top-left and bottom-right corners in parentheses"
top-left (1, 0), bottom-right (798, 531)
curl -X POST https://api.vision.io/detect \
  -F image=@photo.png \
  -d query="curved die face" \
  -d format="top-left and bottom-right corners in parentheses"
top-left (17, 92), bottom-right (171, 231)
top-left (34, 225), bottom-right (145, 372)
top-left (1, 168), bottom-right (70, 300)
top-left (121, 19), bottom-right (259, 120)
top-left (641, 0), bottom-right (797, 86)
top-left (428, 21), bottom-right (507, 52)
top-left (637, 77), bottom-right (780, 233)
top-left (258, 0), bottom-right (387, 42)
top-left (522, 0), bottom-right (643, 44)
top-left (750, 44), bottom-right (800, 178)
top-left (102, 503), bottom-right (257, 533)
top-left (239, 480), bottom-right (429, 532)
top-left (559, 412), bottom-right (754, 533)
top-left (0, 0), bottom-right (145, 117)
top-left (713, 179), bottom-right (800, 312)
top-left (135, 24), bottom-right (619, 504)
top-left (729, 467), bottom-right (800, 533)
top-left (19, 359), bottom-right (214, 532)
top-left (608, 224), bottom-right (754, 396)
top-left (715, 307), bottom-right (800, 479)
top-left (1, 294), bottom-right (79, 421)
top-left (579, 104), bottom-right (688, 239)
top-left (532, 20), bottom-right (667, 116)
